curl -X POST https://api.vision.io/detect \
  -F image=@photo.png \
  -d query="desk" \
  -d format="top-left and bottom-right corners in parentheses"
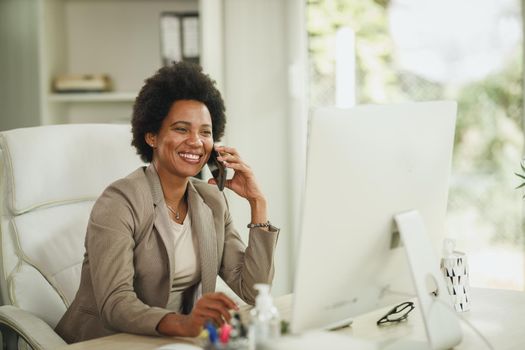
top-left (57, 288), bottom-right (524, 350)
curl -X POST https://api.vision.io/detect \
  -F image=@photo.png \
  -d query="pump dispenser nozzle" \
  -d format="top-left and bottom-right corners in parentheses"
top-left (254, 284), bottom-right (272, 310)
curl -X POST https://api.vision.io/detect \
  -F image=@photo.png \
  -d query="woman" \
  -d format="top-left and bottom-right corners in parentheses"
top-left (55, 62), bottom-right (279, 343)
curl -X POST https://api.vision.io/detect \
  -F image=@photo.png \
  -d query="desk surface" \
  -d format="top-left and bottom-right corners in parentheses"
top-left (57, 288), bottom-right (524, 350)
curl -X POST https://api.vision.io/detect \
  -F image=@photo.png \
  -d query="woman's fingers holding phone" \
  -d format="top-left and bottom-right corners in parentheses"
top-left (215, 146), bottom-right (251, 177)
top-left (214, 145), bottom-right (266, 202)
top-left (215, 146), bottom-right (240, 164)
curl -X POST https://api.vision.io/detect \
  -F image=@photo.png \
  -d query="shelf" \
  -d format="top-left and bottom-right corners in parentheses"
top-left (1, 0), bottom-right (223, 127)
top-left (48, 92), bottom-right (137, 103)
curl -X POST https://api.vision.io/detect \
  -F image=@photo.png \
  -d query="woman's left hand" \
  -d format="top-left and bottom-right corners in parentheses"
top-left (208, 145), bottom-right (265, 203)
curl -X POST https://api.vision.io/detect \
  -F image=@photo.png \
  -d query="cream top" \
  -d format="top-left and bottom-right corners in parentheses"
top-left (165, 212), bottom-right (201, 313)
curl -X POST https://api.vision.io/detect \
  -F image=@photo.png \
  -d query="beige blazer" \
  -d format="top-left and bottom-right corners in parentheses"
top-left (55, 165), bottom-right (279, 343)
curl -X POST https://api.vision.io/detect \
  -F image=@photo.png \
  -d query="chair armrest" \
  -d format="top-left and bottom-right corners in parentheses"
top-left (0, 305), bottom-right (66, 350)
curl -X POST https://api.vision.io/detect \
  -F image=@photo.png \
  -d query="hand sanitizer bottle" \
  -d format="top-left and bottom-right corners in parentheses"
top-left (249, 284), bottom-right (281, 349)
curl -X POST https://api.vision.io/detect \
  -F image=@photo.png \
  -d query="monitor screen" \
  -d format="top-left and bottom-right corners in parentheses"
top-left (291, 101), bottom-right (457, 334)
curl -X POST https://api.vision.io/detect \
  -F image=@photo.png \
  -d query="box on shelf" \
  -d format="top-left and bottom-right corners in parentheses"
top-left (53, 74), bottom-right (113, 93)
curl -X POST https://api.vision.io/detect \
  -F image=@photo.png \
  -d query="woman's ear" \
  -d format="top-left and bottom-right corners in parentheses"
top-left (145, 133), bottom-right (156, 148)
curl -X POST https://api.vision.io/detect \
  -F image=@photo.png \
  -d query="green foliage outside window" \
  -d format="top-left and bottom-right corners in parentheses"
top-left (307, 0), bottom-right (524, 247)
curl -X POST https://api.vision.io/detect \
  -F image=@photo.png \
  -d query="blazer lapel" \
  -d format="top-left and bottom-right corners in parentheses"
top-left (145, 165), bottom-right (176, 284)
top-left (145, 165), bottom-right (218, 294)
top-left (187, 180), bottom-right (218, 294)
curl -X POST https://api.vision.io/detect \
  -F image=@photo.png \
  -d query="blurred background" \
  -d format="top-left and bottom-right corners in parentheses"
top-left (308, 0), bottom-right (524, 290)
top-left (0, 0), bottom-right (524, 295)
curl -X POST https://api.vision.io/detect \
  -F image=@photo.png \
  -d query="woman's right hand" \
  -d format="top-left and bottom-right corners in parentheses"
top-left (157, 292), bottom-right (238, 337)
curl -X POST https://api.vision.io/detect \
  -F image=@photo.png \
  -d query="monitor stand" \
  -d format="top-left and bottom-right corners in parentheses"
top-left (392, 210), bottom-right (463, 350)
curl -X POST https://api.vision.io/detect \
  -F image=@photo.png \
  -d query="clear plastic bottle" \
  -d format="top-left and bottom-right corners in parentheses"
top-left (249, 284), bottom-right (281, 349)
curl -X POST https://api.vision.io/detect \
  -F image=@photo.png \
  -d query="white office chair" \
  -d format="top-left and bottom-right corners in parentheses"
top-left (0, 124), bottom-right (144, 350)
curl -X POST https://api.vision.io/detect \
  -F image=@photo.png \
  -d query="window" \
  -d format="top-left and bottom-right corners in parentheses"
top-left (307, 0), bottom-right (524, 289)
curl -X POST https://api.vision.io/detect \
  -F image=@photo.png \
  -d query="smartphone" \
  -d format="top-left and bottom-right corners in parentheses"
top-left (207, 150), bottom-right (227, 191)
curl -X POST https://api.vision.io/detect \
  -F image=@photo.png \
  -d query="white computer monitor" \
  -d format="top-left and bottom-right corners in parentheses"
top-left (291, 101), bottom-right (462, 349)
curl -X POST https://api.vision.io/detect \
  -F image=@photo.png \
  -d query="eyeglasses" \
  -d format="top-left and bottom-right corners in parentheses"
top-left (376, 301), bottom-right (415, 326)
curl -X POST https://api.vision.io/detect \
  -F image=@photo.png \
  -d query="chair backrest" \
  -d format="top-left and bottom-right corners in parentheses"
top-left (0, 124), bottom-right (144, 328)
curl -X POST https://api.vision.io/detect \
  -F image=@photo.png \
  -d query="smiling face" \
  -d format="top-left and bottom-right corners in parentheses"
top-left (146, 100), bottom-right (214, 181)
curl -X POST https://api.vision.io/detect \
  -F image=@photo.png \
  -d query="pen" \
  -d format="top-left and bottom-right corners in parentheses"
top-left (205, 321), bottom-right (218, 346)
top-left (219, 323), bottom-right (232, 344)
top-left (199, 328), bottom-right (209, 340)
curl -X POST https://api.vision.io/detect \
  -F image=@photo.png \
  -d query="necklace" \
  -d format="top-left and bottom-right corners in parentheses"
top-left (166, 204), bottom-right (180, 221)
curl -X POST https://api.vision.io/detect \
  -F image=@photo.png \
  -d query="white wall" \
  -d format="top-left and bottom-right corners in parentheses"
top-left (223, 0), bottom-right (290, 296)
top-left (285, 0), bottom-right (309, 272)
top-left (0, 0), bottom-right (41, 130)
top-left (222, 0), bottom-right (307, 296)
